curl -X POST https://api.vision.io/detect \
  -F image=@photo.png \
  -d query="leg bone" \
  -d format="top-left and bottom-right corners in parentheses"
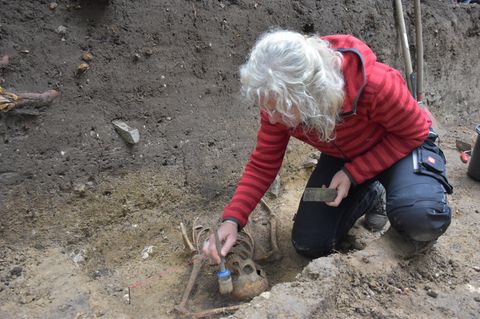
top-left (175, 254), bottom-right (205, 314)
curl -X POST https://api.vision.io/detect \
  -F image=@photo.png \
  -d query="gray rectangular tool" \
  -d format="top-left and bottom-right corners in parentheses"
top-left (302, 188), bottom-right (338, 202)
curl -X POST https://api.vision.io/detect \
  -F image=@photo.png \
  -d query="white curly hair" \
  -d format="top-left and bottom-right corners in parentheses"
top-left (239, 29), bottom-right (345, 141)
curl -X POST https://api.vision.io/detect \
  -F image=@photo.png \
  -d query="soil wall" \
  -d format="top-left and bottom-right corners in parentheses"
top-left (0, 0), bottom-right (478, 202)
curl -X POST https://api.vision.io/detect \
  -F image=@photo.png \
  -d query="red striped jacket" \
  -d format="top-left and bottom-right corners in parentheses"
top-left (223, 35), bottom-right (431, 227)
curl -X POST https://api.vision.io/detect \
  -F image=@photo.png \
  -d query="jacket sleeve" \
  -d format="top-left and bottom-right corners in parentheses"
top-left (222, 112), bottom-right (290, 227)
top-left (343, 66), bottom-right (431, 184)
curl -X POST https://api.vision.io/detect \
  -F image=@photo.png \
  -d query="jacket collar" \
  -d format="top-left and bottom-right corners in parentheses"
top-left (336, 47), bottom-right (367, 119)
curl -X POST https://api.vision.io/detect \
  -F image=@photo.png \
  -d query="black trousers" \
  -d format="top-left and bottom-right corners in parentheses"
top-left (291, 136), bottom-right (452, 258)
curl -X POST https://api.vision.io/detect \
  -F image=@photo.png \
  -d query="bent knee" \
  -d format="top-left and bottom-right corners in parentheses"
top-left (388, 198), bottom-right (451, 241)
top-left (291, 237), bottom-right (333, 259)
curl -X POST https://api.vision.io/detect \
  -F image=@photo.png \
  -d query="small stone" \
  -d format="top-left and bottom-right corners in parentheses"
top-left (10, 266), bottom-right (23, 277)
top-left (48, 2), bottom-right (58, 10)
top-left (71, 250), bottom-right (85, 265)
top-left (133, 53), bottom-right (141, 62)
top-left (473, 266), bottom-right (480, 272)
top-left (55, 25), bottom-right (67, 35)
top-left (355, 307), bottom-right (367, 315)
top-left (141, 245), bottom-right (154, 259)
top-left (302, 158), bottom-right (318, 168)
top-left (92, 268), bottom-right (111, 279)
top-left (144, 48), bottom-right (153, 57)
top-left (353, 240), bottom-right (367, 250)
top-left (268, 174), bottom-right (281, 197)
top-left (112, 120), bottom-right (140, 144)
top-left (19, 295), bottom-right (34, 304)
top-left (449, 259), bottom-right (459, 268)
top-left (77, 63), bottom-right (89, 74)
top-left (260, 291), bottom-right (271, 299)
top-left (426, 290), bottom-right (438, 298)
top-left (73, 183), bottom-right (86, 197)
top-left (82, 52), bottom-right (93, 62)
top-left (474, 296), bottom-right (480, 302)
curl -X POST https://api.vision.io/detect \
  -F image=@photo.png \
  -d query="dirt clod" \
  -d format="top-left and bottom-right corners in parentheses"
top-left (55, 25), bottom-right (67, 35)
top-left (10, 267), bottom-right (23, 277)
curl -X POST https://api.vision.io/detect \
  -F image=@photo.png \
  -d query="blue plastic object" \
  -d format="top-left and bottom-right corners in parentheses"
top-left (217, 269), bottom-right (231, 279)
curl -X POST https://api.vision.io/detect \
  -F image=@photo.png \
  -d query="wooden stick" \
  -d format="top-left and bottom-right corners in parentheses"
top-left (394, 0), bottom-right (414, 95)
top-left (414, 0), bottom-right (424, 102)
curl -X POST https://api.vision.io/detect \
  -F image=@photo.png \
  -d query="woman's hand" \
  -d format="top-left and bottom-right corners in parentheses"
top-left (202, 221), bottom-right (238, 264)
top-left (325, 170), bottom-right (351, 207)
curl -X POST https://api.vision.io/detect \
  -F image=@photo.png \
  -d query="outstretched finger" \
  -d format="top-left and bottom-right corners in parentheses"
top-left (202, 236), bottom-right (221, 264)
top-left (209, 244), bottom-right (221, 264)
top-left (220, 235), bottom-right (236, 256)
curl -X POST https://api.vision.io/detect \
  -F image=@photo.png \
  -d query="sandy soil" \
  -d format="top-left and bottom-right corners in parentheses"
top-left (0, 0), bottom-right (479, 318)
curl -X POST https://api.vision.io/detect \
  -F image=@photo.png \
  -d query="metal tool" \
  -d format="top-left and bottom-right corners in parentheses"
top-left (302, 188), bottom-right (338, 202)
